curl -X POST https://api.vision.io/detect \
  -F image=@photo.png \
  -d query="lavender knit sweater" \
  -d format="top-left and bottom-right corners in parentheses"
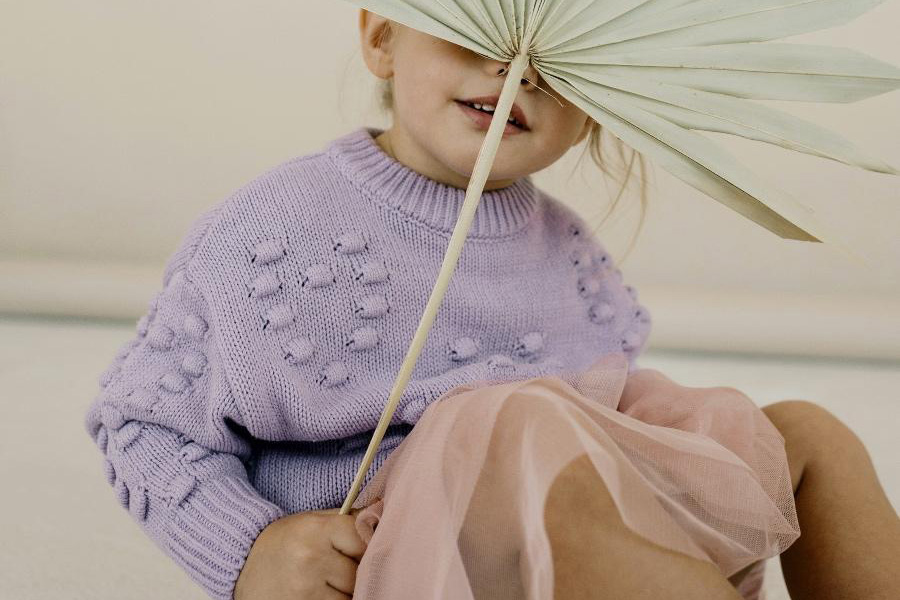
top-left (83, 126), bottom-right (652, 600)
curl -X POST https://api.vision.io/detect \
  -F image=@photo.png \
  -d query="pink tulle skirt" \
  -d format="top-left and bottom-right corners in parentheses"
top-left (350, 352), bottom-right (800, 599)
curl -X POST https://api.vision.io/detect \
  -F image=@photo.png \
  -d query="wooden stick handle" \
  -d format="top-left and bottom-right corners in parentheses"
top-left (339, 50), bottom-right (532, 515)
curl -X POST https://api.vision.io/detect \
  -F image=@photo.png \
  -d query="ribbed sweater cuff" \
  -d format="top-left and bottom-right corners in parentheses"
top-left (158, 475), bottom-right (286, 600)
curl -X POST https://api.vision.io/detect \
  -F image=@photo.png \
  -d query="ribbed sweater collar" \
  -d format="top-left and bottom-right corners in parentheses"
top-left (327, 126), bottom-right (541, 238)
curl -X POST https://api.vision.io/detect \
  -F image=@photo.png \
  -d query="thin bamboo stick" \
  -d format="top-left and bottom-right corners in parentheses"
top-left (339, 49), bottom-right (533, 514)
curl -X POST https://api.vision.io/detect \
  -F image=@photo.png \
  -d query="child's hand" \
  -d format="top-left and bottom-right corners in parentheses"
top-left (234, 507), bottom-right (366, 600)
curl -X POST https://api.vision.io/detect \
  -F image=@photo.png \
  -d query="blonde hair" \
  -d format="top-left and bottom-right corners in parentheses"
top-left (368, 20), bottom-right (651, 262)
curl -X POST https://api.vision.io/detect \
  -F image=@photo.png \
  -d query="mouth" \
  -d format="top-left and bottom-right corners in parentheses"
top-left (454, 95), bottom-right (530, 133)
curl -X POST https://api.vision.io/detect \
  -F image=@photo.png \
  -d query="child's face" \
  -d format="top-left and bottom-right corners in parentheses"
top-left (360, 12), bottom-right (593, 191)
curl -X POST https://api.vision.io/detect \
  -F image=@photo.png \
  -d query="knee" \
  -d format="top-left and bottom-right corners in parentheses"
top-left (762, 400), bottom-right (863, 468)
top-left (493, 396), bottom-right (620, 509)
top-left (489, 390), bottom-right (572, 446)
top-left (761, 400), bottom-right (848, 441)
top-left (485, 391), bottom-right (617, 501)
top-left (462, 390), bottom-right (564, 482)
top-left (546, 452), bottom-right (619, 515)
top-left (762, 399), bottom-right (827, 418)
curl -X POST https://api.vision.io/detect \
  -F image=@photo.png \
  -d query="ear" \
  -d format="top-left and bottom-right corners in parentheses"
top-left (359, 10), bottom-right (396, 80)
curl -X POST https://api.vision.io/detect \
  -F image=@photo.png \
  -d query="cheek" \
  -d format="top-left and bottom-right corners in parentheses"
top-left (540, 108), bottom-right (587, 145)
top-left (556, 107), bottom-right (589, 134)
top-left (392, 75), bottom-right (436, 127)
top-left (394, 56), bottom-right (454, 112)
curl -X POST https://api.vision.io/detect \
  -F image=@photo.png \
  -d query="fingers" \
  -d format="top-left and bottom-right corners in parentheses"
top-left (321, 583), bottom-right (352, 599)
top-left (330, 515), bottom-right (368, 560)
top-left (324, 550), bottom-right (360, 596)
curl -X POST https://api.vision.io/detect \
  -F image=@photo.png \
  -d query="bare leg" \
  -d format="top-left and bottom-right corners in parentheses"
top-left (465, 395), bottom-right (744, 599)
top-left (760, 400), bottom-right (900, 600)
top-left (544, 453), bottom-right (743, 599)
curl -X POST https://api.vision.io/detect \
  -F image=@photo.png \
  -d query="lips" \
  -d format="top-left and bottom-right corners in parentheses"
top-left (456, 101), bottom-right (527, 136)
top-left (456, 94), bottom-right (530, 130)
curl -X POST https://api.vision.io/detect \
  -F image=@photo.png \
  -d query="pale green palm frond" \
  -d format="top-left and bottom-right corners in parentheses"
top-left (336, 0), bottom-right (900, 514)
top-left (346, 0), bottom-right (899, 243)
top-left (538, 0), bottom-right (890, 55)
top-left (548, 44), bottom-right (900, 103)
top-left (540, 65), bottom-right (828, 242)
top-left (539, 61), bottom-right (900, 174)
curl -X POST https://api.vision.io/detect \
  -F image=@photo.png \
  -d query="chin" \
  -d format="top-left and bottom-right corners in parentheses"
top-left (461, 159), bottom-right (525, 184)
top-left (430, 130), bottom-right (533, 181)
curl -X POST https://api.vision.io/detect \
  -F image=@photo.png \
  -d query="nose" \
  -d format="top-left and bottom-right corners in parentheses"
top-left (492, 60), bottom-right (540, 90)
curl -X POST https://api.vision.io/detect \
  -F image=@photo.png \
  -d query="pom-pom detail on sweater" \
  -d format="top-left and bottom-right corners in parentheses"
top-left (569, 247), bottom-right (592, 270)
top-left (353, 259), bottom-right (390, 285)
top-left (283, 336), bottom-right (316, 365)
top-left (589, 302), bottom-right (615, 324)
top-left (160, 372), bottom-right (189, 394)
top-left (147, 324), bottom-right (175, 350)
top-left (487, 354), bottom-right (517, 374)
top-left (248, 272), bottom-right (281, 299)
top-left (318, 361), bottom-right (349, 387)
top-left (333, 231), bottom-right (368, 254)
top-left (353, 294), bottom-right (389, 318)
top-left (577, 275), bottom-right (602, 298)
top-left (622, 330), bottom-right (644, 352)
top-left (180, 350), bottom-right (207, 378)
top-left (449, 337), bottom-right (479, 361)
top-left (182, 314), bottom-right (208, 340)
top-left (514, 331), bottom-right (545, 358)
top-left (263, 303), bottom-right (295, 331)
top-left (302, 264), bottom-right (337, 288)
top-left (347, 327), bottom-right (379, 351)
top-left (251, 240), bottom-right (286, 265)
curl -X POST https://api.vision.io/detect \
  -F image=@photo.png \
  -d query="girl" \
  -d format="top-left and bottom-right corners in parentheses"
top-left (84, 10), bottom-right (900, 600)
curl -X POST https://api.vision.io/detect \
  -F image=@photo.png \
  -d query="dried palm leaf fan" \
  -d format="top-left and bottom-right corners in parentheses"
top-left (336, 0), bottom-right (900, 515)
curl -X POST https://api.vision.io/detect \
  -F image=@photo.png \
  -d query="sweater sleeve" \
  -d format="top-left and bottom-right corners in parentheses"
top-left (83, 266), bottom-right (286, 600)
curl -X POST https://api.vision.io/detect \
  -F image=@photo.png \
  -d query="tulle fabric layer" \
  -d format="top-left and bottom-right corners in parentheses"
top-left (350, 352), bottom-right (800, 600)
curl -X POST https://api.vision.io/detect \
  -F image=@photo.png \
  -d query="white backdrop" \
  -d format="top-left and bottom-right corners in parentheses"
top-left (2, 0), bottom-right (899, 359)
